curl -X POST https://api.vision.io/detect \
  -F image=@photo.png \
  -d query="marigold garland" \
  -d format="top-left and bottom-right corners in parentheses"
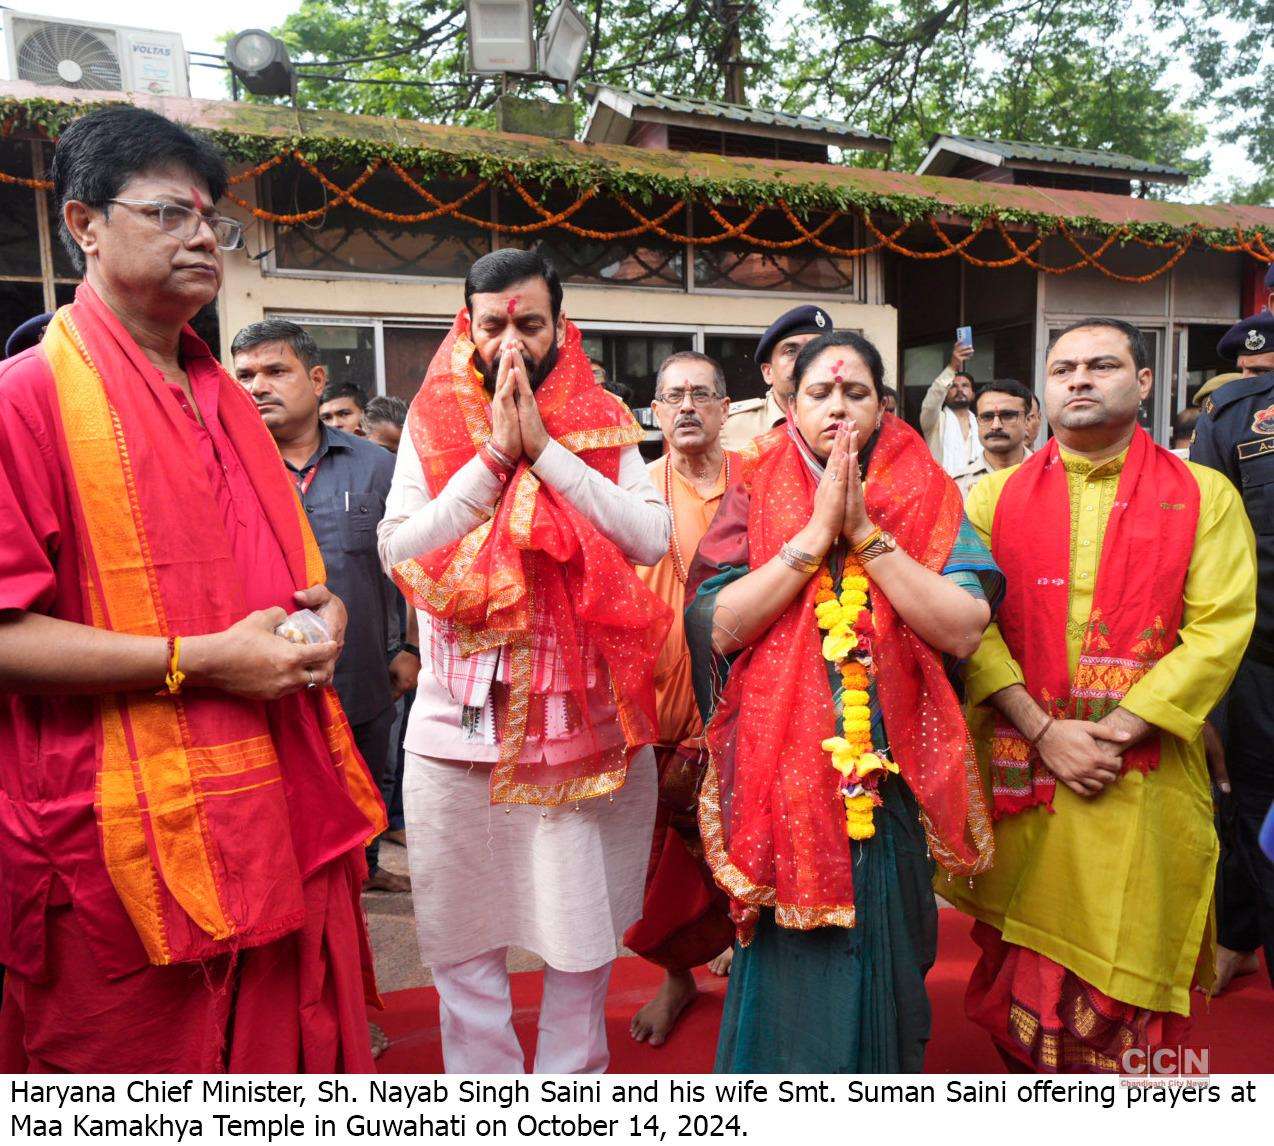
top-left (0, 116), bottom-right (1269, 279)
top-left (814, 564), bottom-right (899, 841)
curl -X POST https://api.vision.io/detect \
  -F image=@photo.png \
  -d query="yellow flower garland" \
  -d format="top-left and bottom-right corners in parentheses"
top-left (814, 563), bottom-right (899, 840)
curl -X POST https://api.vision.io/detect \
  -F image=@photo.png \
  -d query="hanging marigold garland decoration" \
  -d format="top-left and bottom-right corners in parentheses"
top-left (814, 563), bottom-right (899, 841)
top-left (1, 113), bottom-right (1270, 277)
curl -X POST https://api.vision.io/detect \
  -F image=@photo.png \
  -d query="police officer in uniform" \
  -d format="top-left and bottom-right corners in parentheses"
top-left (1190, 309), bottom-right (1274, 992)
top-left (720, 304), bottom-right (832, 450)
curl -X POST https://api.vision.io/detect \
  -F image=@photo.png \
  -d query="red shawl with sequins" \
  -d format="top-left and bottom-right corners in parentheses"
top-left (693, 415), bottom-right (995, 942)
top-left (392, 310), bottom-right (670, 805)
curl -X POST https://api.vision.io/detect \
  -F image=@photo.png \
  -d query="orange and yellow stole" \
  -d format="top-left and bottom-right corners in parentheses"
top-left (43, 288), bottom-right (384, 966)
top-left (392, 312), bottom-right (670, 806)
top-left (988, 429), bottom-right (1199, 816)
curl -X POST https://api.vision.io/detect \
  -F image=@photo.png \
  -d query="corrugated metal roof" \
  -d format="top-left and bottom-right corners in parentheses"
top-left (585, 85), bottom-right (892, 148)
top-left (922, 133), bottom-right (1189, 179)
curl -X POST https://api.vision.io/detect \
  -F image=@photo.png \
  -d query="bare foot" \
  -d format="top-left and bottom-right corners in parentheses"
top-left (1206, 946), bottom-right (1261, 996)
top-left (630, 971), bottom-right (698, 1047)
top-left (707, 946), bottom-right (734, 976)
top-left (363, 868), bottom-right (412, 893)
top-left (369, 1022), bottom-right (390, 1059)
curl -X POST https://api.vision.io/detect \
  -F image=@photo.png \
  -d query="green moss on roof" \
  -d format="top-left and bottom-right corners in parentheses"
top-left (3, 87), bottom-right (1271, 248)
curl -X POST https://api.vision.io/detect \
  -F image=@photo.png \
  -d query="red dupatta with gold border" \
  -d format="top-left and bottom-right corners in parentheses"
top-left (695, 416), bottom-right (995, 943)
top-left (392, 310), bottom-right (670, 805)
top-left (42, 285), bottom-right (385, 968)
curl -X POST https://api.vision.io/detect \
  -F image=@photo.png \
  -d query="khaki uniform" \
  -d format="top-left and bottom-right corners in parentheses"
top-left (952, 447), bottom-right (1031, 501)
top-left (721, 390), bottom-right (787, 452)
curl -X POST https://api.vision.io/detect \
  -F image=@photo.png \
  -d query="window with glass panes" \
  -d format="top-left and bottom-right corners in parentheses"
top-left (0, 141), bottom-right (78, 350)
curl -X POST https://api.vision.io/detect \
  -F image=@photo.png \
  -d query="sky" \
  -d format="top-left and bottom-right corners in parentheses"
top-left (5, 0), bottom-right (1255, 203)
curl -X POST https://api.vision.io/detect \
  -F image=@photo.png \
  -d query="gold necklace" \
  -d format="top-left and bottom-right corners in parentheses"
top-left (665, 452), bottom-right (730, 584)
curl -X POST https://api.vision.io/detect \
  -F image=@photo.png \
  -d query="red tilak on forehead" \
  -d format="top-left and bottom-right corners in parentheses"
top-left (506, 297), bottom-right (518, 315)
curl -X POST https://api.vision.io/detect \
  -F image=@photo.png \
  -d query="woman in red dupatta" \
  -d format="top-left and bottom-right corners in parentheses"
top-left (686, 332), bottom-right (1000, 1072)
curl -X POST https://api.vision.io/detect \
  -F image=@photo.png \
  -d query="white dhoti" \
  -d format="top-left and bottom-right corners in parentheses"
top-left (403, 746), bottom-right (657, 1073)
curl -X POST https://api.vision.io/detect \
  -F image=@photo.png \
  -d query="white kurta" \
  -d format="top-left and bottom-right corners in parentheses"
top-left (378, 433), bottom-right (671, 971)
top-left (403, 747), bottom-right (656, 971)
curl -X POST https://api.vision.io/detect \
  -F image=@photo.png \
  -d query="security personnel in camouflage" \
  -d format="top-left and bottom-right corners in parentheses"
top-left (1190, 311), bottom-right (1274, 990)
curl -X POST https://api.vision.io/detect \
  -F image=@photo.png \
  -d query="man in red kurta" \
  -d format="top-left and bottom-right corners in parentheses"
top-left (0, 106), bottom-right (383, 1072)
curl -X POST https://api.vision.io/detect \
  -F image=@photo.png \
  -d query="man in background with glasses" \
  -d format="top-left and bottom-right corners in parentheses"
top-left (954, 378), bottom-right (1034, 500)
top-left (626, 351), bottom-right (739, 1048)
top-left (0, 107), bottom-right (384, 1071)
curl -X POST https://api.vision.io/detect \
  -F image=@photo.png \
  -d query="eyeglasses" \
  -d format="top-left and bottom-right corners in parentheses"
top-left (654, 387), bottom-right (722, 406)
top-left (107, 198), bottom-right (245, 251)
top-left (976, 409), bottom-right (1024, 426)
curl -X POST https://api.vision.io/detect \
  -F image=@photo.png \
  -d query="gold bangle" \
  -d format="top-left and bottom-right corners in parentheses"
top-left (850, 526), bottom-right (883, 557)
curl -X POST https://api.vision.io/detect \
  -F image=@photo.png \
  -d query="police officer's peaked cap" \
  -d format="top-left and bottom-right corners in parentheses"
top-left (1218, 311), bottom-right (1274, 362)
top-left (755, 305), bottom-right (833, 365)
top-left (4, 311), bottom-right (53, 359)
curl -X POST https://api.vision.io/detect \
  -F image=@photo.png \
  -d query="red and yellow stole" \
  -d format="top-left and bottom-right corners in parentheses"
top-left (989, 429), bottom-right (1199, 816)
top-left (699, 416), bottom-right (994, 942)
top-left (392, 312), bottom-right (670, 805)
top-left (43, 286), bottom-right (384, 967)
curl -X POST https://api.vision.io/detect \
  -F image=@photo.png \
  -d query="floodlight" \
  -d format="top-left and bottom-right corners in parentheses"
top-left (539, 0), bottom-right (588, 84)
top-left (465, 0), bottom-right (535, 74)
top-left (225, 29), bottom-right (295, 97)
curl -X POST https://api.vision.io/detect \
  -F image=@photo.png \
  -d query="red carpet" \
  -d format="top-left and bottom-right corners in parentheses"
top-left (373, 910), bottom-right (1274, 1074)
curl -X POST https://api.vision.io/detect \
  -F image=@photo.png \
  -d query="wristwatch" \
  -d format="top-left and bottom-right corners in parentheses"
top-left (856, 530), bottom-right (897, 563)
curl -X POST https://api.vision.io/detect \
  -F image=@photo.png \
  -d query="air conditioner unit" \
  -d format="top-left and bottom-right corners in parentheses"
top-left (2, 11), bottom-right (189, 97)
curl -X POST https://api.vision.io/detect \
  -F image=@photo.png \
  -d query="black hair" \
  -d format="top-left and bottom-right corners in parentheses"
top-left (953, 370), bottom-right (975, 385)
top-left (1171, 405), bottom-right (1201, 444)
top-left (604, 380), bottom-right (634, 406)
top-left (1048, 317), bottom-right (1150, 372)
top-left (52, 106), bottom-right (229, 275)
top-left (791, 331), bottom-right (885, 398)
top-left (464, 247), bottom-right (563, 322)
top-left (363, 394), bottom-right (407, 428)
top-left (881, 385), bottom-right (899, 400)
top-left (231, 318), bottom-right (321, 372)
top-left (655, 350), bottom-right (727, 398)
top-left (974, 378), bottom-right (1033, 413)
top-left (320, 381), bottom-right (368, 410)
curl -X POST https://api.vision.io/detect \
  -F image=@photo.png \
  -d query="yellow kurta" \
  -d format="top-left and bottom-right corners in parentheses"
top-left (943, 447), bottom-right (1257, 1015)
top-left (635, 455), bottom-right (729, 745)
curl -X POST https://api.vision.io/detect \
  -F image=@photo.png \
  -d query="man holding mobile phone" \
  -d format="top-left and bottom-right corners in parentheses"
top-left (920, 333), bottom-right (982, 475)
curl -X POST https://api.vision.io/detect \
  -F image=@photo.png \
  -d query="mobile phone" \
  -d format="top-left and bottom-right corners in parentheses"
top-left (956, 325), bottom-right (973, 349)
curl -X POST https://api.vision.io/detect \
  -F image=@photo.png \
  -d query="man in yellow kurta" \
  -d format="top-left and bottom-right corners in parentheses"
top-left (944, 318), bottom-right (1256, 1073)
top-left (626, 351), bottom-right (739, 1046)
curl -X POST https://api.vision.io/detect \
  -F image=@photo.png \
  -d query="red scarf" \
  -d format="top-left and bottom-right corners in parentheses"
top-left (44, 285), bottom-right (384, 967)
top-left (988, 429), bottom-right (1199, 815)
top-left (392, 311), bottom-right (670, 805)
top-left (699, 415), bottom-right (994, 942)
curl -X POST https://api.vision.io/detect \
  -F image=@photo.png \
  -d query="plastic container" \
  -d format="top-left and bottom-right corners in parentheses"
top-left (274, 608), bottom-right (331, 646)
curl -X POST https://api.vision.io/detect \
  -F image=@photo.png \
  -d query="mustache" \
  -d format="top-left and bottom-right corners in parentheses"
top-left (478, 343), bottom-right (559, 390)
top-left (674, 414), bottom-right (702, 429)
top-left (984, 430), bottom-right (1009, 440)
